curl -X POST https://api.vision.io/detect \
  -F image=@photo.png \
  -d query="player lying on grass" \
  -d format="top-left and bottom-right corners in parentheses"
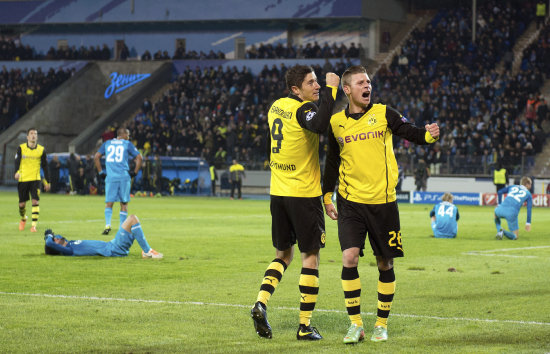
top-left (44, 214), bottom-right (163, 258)
top-left (495, 176), bottom-right (533, 240)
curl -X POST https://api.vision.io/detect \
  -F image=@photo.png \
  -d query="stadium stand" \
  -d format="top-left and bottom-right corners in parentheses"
top-left (0, 0), bottom-right (549, 187)
top-left (0, 65), bottom-right (75, 132)
top-left (125, 60), bottom-right (351, 170)
top-left (375, 0), bottom-right (543, 175)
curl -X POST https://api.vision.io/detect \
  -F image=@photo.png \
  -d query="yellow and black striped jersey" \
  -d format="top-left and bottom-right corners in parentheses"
top-left (14, 143), bottom-right (49, 183)
top-left (322, 104), bottom-right (437, 204)
top-left (268, 86), bottom-right (336, 197)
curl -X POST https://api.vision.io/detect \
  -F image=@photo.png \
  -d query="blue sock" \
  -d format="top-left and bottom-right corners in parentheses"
top-left (104, 207), bottom-right (113, 227)
top-left (119, 211), bottom-right (128, 227)
top-left (503, 230), bottom-right (517, 240)
top-left (494, 217), bottom-right (501, 232)
top-left (131, 223), bottom-right (152, 253)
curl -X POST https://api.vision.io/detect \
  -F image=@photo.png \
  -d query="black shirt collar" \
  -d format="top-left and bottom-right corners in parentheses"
top-left (288, 93), bottom-right (303, 102)
top-left (345, 103), bottom-right (373, 120)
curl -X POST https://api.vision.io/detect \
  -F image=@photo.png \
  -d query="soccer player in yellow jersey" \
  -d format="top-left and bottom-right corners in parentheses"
top-left (251, 65), bottom-right (340, 341)
top-left (322, 65), bottom-right (439, 344)
top-left (14, 128), bottom-right (50, 232)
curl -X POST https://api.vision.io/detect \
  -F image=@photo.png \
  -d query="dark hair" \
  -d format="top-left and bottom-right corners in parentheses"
top-left (27, 127), bottom-right (37, 134)
top-left (285, 65), bottom-right (314, 92)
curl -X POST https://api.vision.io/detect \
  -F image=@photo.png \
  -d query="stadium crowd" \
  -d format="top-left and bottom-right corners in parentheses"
top-left (245, 41), bottom-right (362, 59)
top-left (122, 1), bottom-right (548, 175)
top-left (375, 0), bottom-right (546, 175)
top-left (0, 66), bottom-right (74, 131)
top-left (2, 0), bottom-right (549, 177)
top-left (1, 35), bottom-right (228, 61)
top-left (521, 21), bottom-right (550, 77)
top-left (125, 61), bottom-right (351, 169)
top-left (1, 36), bottom-right (112, 61)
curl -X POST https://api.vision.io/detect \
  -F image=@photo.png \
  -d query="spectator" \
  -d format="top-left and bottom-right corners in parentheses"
top-left (68, 153), bottom-right (83, 195)
top-left (415, 159), bottom-right (430, 191)
top-left (536, 0), bottom-right (547, 29)
top-left (48, 155), bottom-right (61, 193)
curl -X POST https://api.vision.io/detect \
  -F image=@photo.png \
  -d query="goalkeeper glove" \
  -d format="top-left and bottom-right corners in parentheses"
top-left (98, 171), bottom-right (106, 180)
top-left (129, 170), bottom-right (137, 178)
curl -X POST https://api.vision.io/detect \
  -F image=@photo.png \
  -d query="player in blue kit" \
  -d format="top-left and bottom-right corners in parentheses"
top-left (430, 193), bottom-right (459, 238)
top-left (495, 176), bottom-right (533, 240)
top-left (44, 214), bottom-right (163, 258)
top-left (94, 128), bottom-right (142, 235)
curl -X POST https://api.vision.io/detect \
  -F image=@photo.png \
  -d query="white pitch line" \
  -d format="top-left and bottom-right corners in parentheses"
top-left (1, 292), bottom-right (549, 327)
top-left (5, 214), bottom-right (269, 227)
top-left (464, 245), bottom-right (550, 259)
top-left (474, 246), bottom-right (550, 253)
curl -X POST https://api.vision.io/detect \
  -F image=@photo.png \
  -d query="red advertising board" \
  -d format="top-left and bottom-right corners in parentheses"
top-left (482, 193), bottom-right (549, 207)
top-left (483, 193), bottom-right (498, 206)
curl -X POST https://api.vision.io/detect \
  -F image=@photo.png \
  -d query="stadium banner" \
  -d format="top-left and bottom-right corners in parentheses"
top-left (396, 191), bottom-right (410, 203)
top-left (482, 193), bottom-right (550, 207)
top-left (412, 191), bottom-right (481, 205)
top-left (532, 194), bottom-right (550, 207)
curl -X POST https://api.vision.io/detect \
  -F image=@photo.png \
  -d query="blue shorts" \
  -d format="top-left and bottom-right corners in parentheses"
top-left (495, 205), bottom-right (519, 232)
top-left (109, 228), bottom-right (133, 256)
top-left (105, 179), bottom-right (131, 203)
top-left (431, 222), bottom-right (457, 238)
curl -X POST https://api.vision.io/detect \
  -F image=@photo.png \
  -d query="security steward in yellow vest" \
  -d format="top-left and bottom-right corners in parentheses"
top-left (14, 128), bottom-right (50, 232)
top-left (493, 163), bottom-right (508, 203)
top-left (229, 159), bottom-right (245, 199)
top-left (209, 164), bottom-right (218, 196)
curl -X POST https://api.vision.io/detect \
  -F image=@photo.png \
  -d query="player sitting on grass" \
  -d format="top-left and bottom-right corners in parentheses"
top-left (494, 176), bottom-right (533, 240)
top-left (430, 192), bottom-right (459, 238)
top-left (44, 214), bottom-right (163, 258)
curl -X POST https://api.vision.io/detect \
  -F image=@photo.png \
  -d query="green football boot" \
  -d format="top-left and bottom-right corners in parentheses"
top-left (371, 326), bottom-right (388, 342)
top-left (343, 323), bottom-right (365, 344)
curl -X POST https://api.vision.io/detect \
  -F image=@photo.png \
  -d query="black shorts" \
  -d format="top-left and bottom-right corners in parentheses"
top-left (18, 181), bottom-right (41, 203)
top-left (337, 193), bottom-right (403, 258)
top-left (270, 195), bottom-right (326, 253)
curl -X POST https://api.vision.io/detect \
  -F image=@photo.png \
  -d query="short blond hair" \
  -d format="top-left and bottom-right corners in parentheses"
top-left (520, 176), bottom-right (532, 187)
top-left (442, 192), bottom-right (453, 203)
top-left (341, 65), bottom-right (367, 91)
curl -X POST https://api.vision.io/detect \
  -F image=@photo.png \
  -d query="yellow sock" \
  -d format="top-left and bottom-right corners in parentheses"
top-left (299, 268), bottom-right (319, 326)
top-left (31, 205), bottom-right (39, 227)
top-left (375, 268), bottom-right (395, 328)
top-left (342, 266), bottom-right (363, 327)
top-left (256, 259), bottom-right (287, 306)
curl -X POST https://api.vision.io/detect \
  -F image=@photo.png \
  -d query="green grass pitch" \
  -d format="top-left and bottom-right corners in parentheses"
top-left (1, 191), bottom-right (549, 353)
